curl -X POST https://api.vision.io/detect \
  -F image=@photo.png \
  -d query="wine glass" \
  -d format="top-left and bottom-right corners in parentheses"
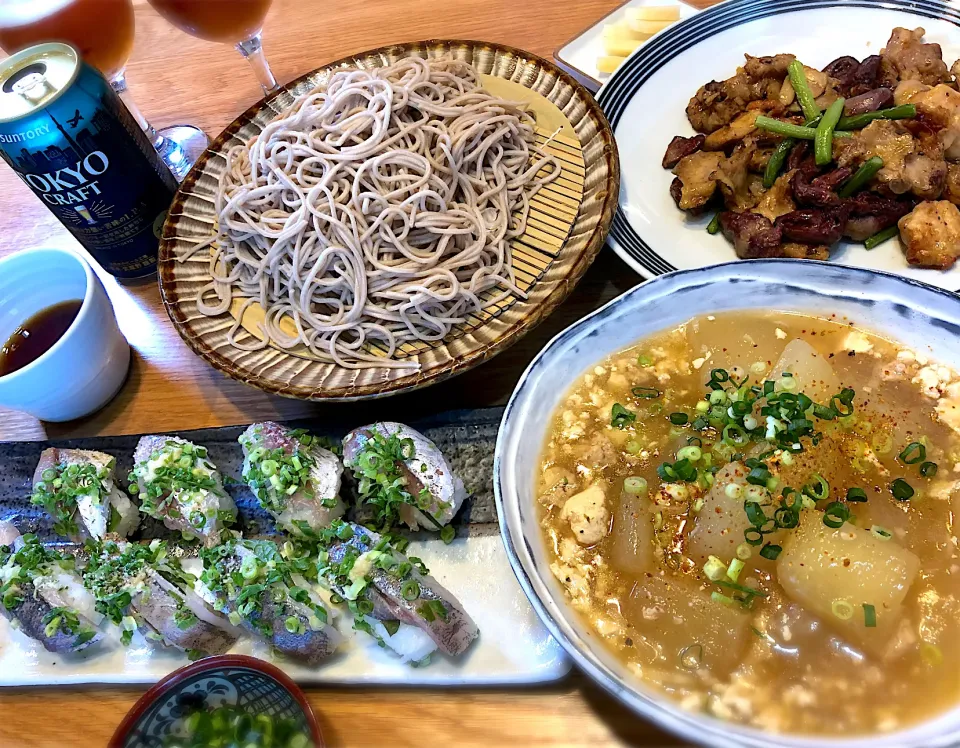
top-left (146, 0), bottom-right (279, 96)
top-left (0, 0), bottom-right (209, 181)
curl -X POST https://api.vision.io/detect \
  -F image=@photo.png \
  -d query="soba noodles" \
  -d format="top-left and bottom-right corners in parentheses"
top-left (185, 56), bottom-right (560, 370)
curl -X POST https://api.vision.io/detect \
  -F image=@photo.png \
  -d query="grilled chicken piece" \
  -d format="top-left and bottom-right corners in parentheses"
top-left (835, 120), bottom-right (945, 200)
top-left (343, 422), bottom-right (467, 531)
top-left (686, 53), bottom-right (795, 134)
top-left (780, 242), bottom-right (830, 260)
top-left (323, 523), bottom-right (479, 657)
top-left (132, 436), bottom-right (236, 547)
top-left (0, 531), bottom-right (102, 654)
top-left (895, 83), bottom-right (960, 162)
top-left (199, 538), bottom-right (341, 666)
top-left (944, 164), bottom-right (960, 205)
top-left (84, 539), bottom-right (237, 656)
top-left (898, 200), bottom-right (960, 269)
top-left (31, 448), bottom-right (138, 541)
top-left (672, 151), bottom-right (723, 211)
top-left (239, 422), bottom-right (345, 537)
top-left (881, 27), bottom-right (951, 87)
top-left (717, 146), bottom-right (762, 211)
top-left (703, 110), bottom-right (760, 152)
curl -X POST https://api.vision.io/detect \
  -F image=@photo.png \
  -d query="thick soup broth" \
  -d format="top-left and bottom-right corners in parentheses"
top-left (538, 311), bottom-right (960, 734)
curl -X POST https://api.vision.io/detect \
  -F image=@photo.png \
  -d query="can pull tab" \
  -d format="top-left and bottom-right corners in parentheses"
top-left (3, 63), bottom-right (53, 103)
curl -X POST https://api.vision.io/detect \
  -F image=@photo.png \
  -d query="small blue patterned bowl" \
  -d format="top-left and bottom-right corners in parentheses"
top-left (109, 655), bottom-right (323, 748)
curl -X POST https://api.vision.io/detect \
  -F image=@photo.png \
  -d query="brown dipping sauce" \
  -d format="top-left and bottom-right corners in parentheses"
top-left (0, 300), bottom-right (83, 377)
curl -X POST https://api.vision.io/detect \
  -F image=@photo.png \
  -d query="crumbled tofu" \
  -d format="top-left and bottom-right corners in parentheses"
top-left (560, 484), bottom-right (610, 545)
top-left (692, 351), bottom-right (712, 370)
top-left (775, 328), bottom-right (787, 339)
top-left (843, 331), bottom-right (873, 353)
top-left (913, 365), bottom-right (952, 398)
top-left (897, 350), bottom-right (916, 363)
top-left (608, 372), bottom-right (629, 390)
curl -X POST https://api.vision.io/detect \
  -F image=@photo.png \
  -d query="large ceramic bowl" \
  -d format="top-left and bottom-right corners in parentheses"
top-left (494, 259), bottom-right (960, 748)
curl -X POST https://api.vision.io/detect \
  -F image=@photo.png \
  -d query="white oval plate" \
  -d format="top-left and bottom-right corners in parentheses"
top-left (596, 0), bottom-right (960, 290)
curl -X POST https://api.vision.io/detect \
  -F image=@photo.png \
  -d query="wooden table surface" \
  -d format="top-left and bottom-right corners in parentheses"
top-left (0, 0), bottom-right (711, 745)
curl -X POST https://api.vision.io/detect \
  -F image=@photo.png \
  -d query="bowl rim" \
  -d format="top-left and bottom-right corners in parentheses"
top-left (494, 258), bottom-right (960, 748)
top-left (108, 654), bottom-right (324, 748)
top-left (156, 37), bottom-right (620, 402)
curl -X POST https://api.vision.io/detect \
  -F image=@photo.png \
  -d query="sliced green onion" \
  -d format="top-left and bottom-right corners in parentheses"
top-left (711, 591), bottom-right (735, 606)
top-left (611, 403), bottom-right (637, 429)
top-left (724, 483), bottom-right (743, 500)
top-left (891, 478), bottom-right (914, 501)
top-left (759, 543), bottom-right (782, 561)
top-left (899, 442), bottom-right (926, 465)
top-left (623, 477), bottom-right (648, 496)
top-left (863, 603), bottom-right (877, 628)
top-left (803, 473), bottom-right (830, 501)
top-left (919, 461), bottom-right (938, 477)
top-left (631, 386), bottom-right (661, 399)
top-left (726, 558), bottom-right (745, 582)
top-left (846, 487), bottom-right (867, 503)
top-left (703, 556), bottom-right (728, 581)
top-left (676, 445), bottom-right (701, 462)
top-left (822, 501), bottom-right (850, 529)
top-left (831, 599), bottom-right (854, 620)
top-left (669, 412), bottom-right (689, 426)
top-left (870, 524), bottom-right (893, 541)
top-left (401, 580), bottom-right (420, 601)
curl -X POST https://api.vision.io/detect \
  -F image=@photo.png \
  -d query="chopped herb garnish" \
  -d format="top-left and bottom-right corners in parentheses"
top-left (611, 403), bottom-right (637, 428)
top-left (891, 478), bottom-right (914, 502)
top-left (863, 603), bottom-right (877, 628)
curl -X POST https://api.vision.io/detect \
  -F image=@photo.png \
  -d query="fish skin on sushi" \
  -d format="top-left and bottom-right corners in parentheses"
top-left (0, 525), bottom-right (103, 654)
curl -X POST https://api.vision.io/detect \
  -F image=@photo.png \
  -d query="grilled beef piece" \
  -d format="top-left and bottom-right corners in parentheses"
top-left (719, 211), bottom-right (782, 258)
top-left (775, 205), bottom-right (851, 246)
top-left (791, 168), bottom-right (853, 208)
top-left (844, 192), bottom-right (914, 241)
top-left (663, 134), bottom-right (706, 168)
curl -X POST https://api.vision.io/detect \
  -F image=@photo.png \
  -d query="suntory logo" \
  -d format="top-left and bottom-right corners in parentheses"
top-left (0, 122), bottom-right (51, 144)
top-left (19, 150), bottom-right (110, 206)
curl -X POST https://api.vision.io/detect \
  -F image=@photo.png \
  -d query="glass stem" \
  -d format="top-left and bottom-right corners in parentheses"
top-left (110, 71), bottom-right (162, 148)
top-left (237, 32), bottom-right (279, 95)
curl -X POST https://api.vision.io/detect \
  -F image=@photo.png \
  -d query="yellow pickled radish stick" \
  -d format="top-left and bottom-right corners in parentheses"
top-left (598, 56), bottom-right (627, 74)
top-left (627, 17), bottom-right (673, 34)
top-left (603, 22), bottom-right (652, 42)
top-left (626, 5), bottom-right (681, 22)
top-left (603, 35), bottom-right (642, 57)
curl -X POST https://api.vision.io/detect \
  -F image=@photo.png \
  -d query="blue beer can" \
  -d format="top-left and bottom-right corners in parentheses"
top-left (0, 42), bottom-right (177, 279)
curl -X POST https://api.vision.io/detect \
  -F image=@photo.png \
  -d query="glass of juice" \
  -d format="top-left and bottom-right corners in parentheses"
top-left (0, 0), bottom-right (210, 180)
top-left (146, 0), bottom-right (279, 95)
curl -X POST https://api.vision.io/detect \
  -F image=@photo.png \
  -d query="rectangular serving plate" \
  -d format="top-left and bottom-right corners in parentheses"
top-left (554, 0), bottom-right (700, 92)
top-left (0, 407), bottom-right (570, 687)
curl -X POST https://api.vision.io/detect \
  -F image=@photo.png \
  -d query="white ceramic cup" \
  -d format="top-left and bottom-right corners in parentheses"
top-left (0, 247), bottom-right (130, 422)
